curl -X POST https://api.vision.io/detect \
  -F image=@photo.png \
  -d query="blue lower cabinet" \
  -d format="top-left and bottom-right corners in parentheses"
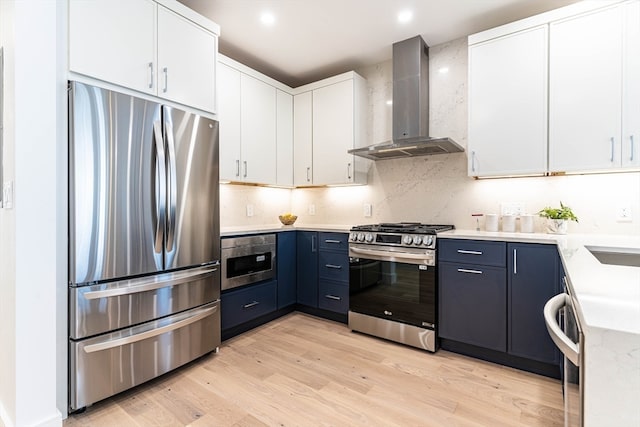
top-left (221, 280), bottom-right (277, 330)
top-left (318, 281), bottom-right (348, 314)
top-left (296, 231), bottom-right (319, 308)
top-left (277, 231), bottom-right (297, 309)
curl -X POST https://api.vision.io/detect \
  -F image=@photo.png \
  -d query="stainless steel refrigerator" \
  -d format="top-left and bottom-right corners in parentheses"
top-left (68, 81), bottom-right (220, 411)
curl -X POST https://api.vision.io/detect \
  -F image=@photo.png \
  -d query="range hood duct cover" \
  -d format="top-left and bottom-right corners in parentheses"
top-left (349, 35), bottom-right (464, 161)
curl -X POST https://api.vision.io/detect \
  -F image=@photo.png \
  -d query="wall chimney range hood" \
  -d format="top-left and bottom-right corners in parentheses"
top-left (349, 36), bottom-right (464, 161)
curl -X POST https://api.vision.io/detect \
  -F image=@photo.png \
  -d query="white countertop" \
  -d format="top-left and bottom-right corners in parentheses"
top-left (221, 223), bottom-right (352, 236)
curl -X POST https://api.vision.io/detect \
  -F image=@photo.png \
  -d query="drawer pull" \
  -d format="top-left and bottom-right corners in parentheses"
top-left (325, 239), bottom-right (342, 244)
top-left (457, 268), bottom-right (483, 275)
top-left (243, 301), bottom-right (260, 309)
top-left (457, 250), bottom-right (483, 255)
top-left (324, 295), bottom-right (341, 301)
top-left (325, 264), bottom-right (342, 269)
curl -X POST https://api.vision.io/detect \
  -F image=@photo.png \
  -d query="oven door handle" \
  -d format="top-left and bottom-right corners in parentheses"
top-left (544, 293), bottom-right (580, 366)
top-left (350, 246), bottom-right (433, 265)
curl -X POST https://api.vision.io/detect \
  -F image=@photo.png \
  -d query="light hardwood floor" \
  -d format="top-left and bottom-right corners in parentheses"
top-left (64, 313), bottom-right (564, 427)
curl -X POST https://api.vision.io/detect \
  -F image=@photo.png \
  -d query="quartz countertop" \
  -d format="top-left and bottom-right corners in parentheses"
top-left (221, 223), bottom-right (352, 237)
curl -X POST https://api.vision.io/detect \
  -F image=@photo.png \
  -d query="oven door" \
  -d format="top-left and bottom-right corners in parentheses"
top-left (349, 245), bottom-right (436, 329)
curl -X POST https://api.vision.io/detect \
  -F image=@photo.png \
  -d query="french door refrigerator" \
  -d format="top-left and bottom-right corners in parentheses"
top-left (68, 81), bottom-right (220, 411)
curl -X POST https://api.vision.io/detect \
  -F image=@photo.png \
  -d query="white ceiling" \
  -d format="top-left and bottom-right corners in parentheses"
top-left (178, 0), bottom-right (580, 87)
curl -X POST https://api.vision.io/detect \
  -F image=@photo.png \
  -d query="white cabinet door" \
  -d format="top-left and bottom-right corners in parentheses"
top-left (69, 0), bottom-right (156, 95)
top-left (623, 0), bottom-right (640, 168)
top-left (312, 80), bottom-right (354, 185)
top-left (217, 63), bottom-right (241, 181)
top-left (294, 92), bottom-right (313, 186)
top-left (549, 5), bottom-right (623, 172)
top-left (157, 6), bottom-right (217, 113)
top-left (276, 90), bottom-right (294, 187)
top-left (240, 74), bottom-right (277, 184)
top-left (468, 26), bottom-right (548, 177)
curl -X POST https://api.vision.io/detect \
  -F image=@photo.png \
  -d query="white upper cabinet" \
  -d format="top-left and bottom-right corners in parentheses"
top-left (217, 62), bottom-right (241, 181)
top-left (468, 25), bottom-right (548, 177)
top-left (293, 72), bottom-right (368, 186)
top-left (293, 91), bottom-right (313, 186)
top-left (240, 74), bottom-right (277, 184)
top-left (549, 5), bottom-right (623, 172)
top-left (69, 0), bottom-right (219, 113)
top-left (276, 90), bottom-right (294, 187)
top-left (69, 0), bottom-right (157, 96)
top-left (157, 6), bottom-right (217, 113)
top-left (623, 0), bottom-right (640, 168)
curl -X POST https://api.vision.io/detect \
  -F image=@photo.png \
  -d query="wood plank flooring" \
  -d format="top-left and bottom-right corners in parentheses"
top-left (64, 313), bottom-right (564, 427)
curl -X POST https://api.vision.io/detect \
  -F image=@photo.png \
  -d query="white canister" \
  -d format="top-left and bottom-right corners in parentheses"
top-left (502, 214), bottom-right (516, 232)
top-left (520, 214), bottom-right (535, 233)
top-left (485, 214), bottom-right (499, 232)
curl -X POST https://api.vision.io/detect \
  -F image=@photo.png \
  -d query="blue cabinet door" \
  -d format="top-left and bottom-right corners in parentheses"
top-left (221, 280), bottom-right (277, 330)
top-left (439, 261), bottom-right (507, 352)
top-left (277, 231), bottom-right (297, 309)
top-left (296, 231), bottom-right (318, 307)
top-left (508, 243), bottom-right (560, 364)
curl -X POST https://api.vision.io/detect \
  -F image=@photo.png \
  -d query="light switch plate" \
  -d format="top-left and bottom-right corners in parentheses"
top-left (308, 204), bottom-right (316, 215)
top-left (246, 204), bottom-right (254, 217)
top-left (363, 203), bottom-right (372, 217)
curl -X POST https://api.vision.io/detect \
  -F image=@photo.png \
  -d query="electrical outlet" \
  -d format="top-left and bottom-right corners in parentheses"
top-left (363, 203), bottom-right (372, 217)
top-left (500, 202), bottom-right (525, 216)
top-left (246, 204), bottom-right (254, 217)
top-left (616, 205), bottom-right (632, 222)
top-left (308, 204), bottom-right (316, 215)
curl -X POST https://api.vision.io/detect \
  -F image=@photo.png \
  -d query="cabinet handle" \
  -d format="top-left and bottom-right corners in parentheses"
top-left (631, 135), bottom-right (635, 162)
top-left (471, 150), bottom-right (476, 173)
top-left (235, 159), bottom-right (240, 177)
top-left (311, 235), bottom-right (317, 252)
top-left (306, 166), bottom-right (311, 182)
top-left (162, 67), bottom-right (168, 93)
top-left (325, 239), bottom-right (342, 244)
top-left (324, 295), bottom-right (341, 301)
top-left (148, 62), bottom-right (154, 89)
top-left (243, 161), bottom-right (248, 178)
top-left (610, 137), bottom-right (615, 162)
top-left (457, 249), bottom-right (482, 255)
top-left (457, 268), bottom-right (482, 274)
top-left (513, 249), bottom-right (518, 275)
top-left (325, 264), bottom-right (342, 269)
top-left (243, 301), bottom-right (260, 309)
top-left (347, 163), bottom-right (352, 180)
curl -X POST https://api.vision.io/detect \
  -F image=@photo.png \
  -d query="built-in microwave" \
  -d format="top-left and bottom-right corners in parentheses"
top-left (221, 234), bottom-right (276, 291)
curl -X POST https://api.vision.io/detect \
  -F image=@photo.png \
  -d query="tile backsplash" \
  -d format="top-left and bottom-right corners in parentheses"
top-left (221, 37), bottom-right (640, 235)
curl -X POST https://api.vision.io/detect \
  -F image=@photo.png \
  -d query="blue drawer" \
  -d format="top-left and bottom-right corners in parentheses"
top-left (439, 239), bottom-right (506, 267)
top-left (221, 280), bottom-right (277, 330)
top-left (318, 251), bottom-right (349, 282)
top-left (318, 232), bottom-right (348, 252)
top-left (318, 280), bottom-right (348, 314)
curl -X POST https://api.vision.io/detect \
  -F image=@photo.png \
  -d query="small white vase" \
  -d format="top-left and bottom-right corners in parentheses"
top-left (546, 219), bottom-right (568, 234)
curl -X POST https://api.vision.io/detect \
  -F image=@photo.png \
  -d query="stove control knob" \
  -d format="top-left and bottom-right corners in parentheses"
top-left (349, 232), bottom-right (357, 241)
top-left (365, 233), bottom-right (374, 243)
top-left (402, 235), bottom-right (413, 245)
top-left (357, 233), bottom-right (365, 242)
top-left (425, 236), bottom-right (434, 246)
top-left (413, 236), bottom-right (423, 245)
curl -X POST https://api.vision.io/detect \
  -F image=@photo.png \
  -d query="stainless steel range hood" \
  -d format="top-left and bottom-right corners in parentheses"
top-left (349, 36), bottom-right (464, 161)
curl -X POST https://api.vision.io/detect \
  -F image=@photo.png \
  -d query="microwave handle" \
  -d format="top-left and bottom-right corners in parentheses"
top-left (544, 293), bottom-right (579, 366)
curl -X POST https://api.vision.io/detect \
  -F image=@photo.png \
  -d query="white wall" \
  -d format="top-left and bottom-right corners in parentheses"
top-left (222, 37), bottom-right (640, 236)
top-left (0, 1), bottom-right (65, 426)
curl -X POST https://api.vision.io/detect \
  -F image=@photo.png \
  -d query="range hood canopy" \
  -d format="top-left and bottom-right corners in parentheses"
top-left (349, 35), bottom-right (464, 161)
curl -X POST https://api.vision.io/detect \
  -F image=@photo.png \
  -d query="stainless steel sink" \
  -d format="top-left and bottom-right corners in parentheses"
top-left (586, 246), bottom-right (640, 267)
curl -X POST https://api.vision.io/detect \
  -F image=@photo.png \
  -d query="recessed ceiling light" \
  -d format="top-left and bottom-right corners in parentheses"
top-left (398, 9), bottom-right (413, 24)
top-left (260, 12), bottom-right (276, 26)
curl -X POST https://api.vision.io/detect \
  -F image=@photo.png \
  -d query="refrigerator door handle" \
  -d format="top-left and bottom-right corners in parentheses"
top-left (83, 304), bottom-right (218, 353)
top-left (82, 265), bottom-right (218, 300)
top-left (165, 119), bottom-right (178, 252)
top-left (153, 121), bottom-right (167, 254)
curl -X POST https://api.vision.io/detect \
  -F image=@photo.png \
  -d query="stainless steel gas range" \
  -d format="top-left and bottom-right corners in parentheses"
top-left (348, 222), bottom-right (454, 352)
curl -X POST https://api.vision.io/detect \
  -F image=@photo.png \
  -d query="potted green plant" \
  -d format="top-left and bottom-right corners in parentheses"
top-left (538, 202), bottom-right (578, 234)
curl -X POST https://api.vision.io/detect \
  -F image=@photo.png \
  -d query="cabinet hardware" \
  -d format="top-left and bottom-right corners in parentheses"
top-left (148, 62), bottom-right (154, 89)
top-left (235, 159), bottom-right (240, 177)
top-left (242, 301), bottom-right (260, 309)
top-left (631, 135), bottom-right (635, 162)
top-left (513, 249), bottom-right (518, 275)
top-left (306, 166), bottom-right (311, 182)
top-left (325, 239), bottom-right (342, 244)
top-left (162, 67), bottom-right (168, 93)
top-left (347, 162), bottom-right (352, 180)
top-left (471, 150), bottom-right (476, 173)
top-left (325, 264), bottom-right (342, 269)
top-left (311, 235), bottom-right (317, 252)
top-left (243, 161), bottom-right (248, 178)
top-left (324, 295), bottom-right (341, 301)
top-left (457, 249), bottom-right (483, 255)
top-left (610, 137), bottom-right (615, 162)
top-left (457, 268), bottom-right (483, 274)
